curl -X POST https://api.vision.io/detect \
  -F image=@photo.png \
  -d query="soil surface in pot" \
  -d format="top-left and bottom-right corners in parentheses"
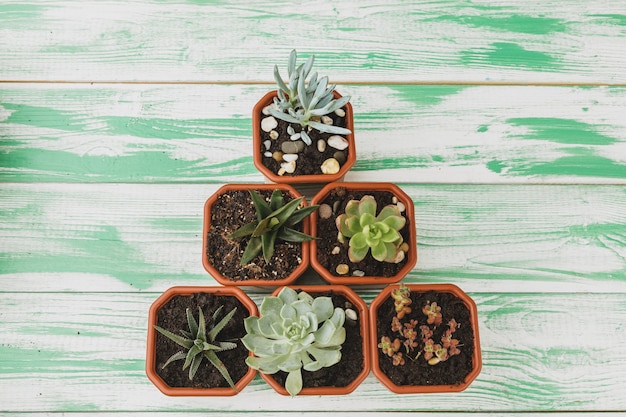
top-left (315, 187), bottom-right (410, 277)
top-left (258, 109), bottom-right (350, 177)
top-left (206, 189), bottom-right (305, 282)
top-left (154, 292), bottom-right (250, 389)
top-left (376, 290), bottom-right (475, 386)
top-left (268, 290), bottom-right (365, 390)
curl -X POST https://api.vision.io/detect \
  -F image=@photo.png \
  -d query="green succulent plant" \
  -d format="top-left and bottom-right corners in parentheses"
top-left (270, 49), bottom-right (352, 145)
top-left (228, 189), bottom-right (319, 265)
top-left (153, 306), bottom-right (238, 390)
top-left (336, 195), bottom-right (406, 263)
top-left (241, 287), bottom-right (346, 396)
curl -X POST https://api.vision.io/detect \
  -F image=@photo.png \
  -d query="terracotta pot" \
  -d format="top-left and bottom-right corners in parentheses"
top-left (256, 285), bottom-right (370, 396)
top-left (369, 284), bottom-right (482, 394)
top-left (310, 182), bottom-right (418, 285)
top-left (252, 90), bottom-right (355, 184)
top-left (146, 286), bottom-right (258, 396)
top-left (202, 183), bottom-right (311, 286)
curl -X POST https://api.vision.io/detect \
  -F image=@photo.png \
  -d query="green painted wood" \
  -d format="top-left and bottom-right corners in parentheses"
top-left (1, 1), bottom-right (625, 83)
top-left (1, 183), bottom-right (624, 293)
top-left (2, 84), bottom-right (626, 184)
top-left (1, 291), bottom-right (625, 412)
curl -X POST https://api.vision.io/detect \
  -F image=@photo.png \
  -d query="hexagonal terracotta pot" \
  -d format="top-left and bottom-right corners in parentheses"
top-left (202, 183), bottom-right (311, 286)
top-left (252, 90), bottom-right (355, 184)
top-left (369, 284), bottom-right (482, 394)
top-left (146, 286), bottom-right (258, 396)
top-left (310, 182), bottom-right (418, 285)
top-left (254, 285), bottom-right (370, 395)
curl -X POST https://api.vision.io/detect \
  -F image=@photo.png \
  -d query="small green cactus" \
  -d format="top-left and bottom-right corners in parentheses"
top-left (153, 306), bottom-right (238, 389)
top-left (229, 189), bottom-right (318, 265)
top-left (270, 49), bottom-right (351, 145)
top-left (336, 195), bottom-right (406, 263)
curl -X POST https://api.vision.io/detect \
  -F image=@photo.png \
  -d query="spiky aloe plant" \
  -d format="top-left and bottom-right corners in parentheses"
top-left (229, 189), bottom-right (318, 264)
top-left (270, 49), bottom-right (351, 145)
top-left (153, 306), bottom-right (238, 390)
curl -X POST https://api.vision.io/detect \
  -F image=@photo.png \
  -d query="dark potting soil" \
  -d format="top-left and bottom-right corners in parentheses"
top-left (268, 290), bottom-right (365, 390)
top-left (315, 187), bottom-right (411, 277)
top-left (154, 292), bottom-right (251, 389)
top-left (376, 290), bottom-right (475, 386)
top-left (258, 109), bottom-right (350, 176)
top-left (206, 189), bottom-right (304, 282)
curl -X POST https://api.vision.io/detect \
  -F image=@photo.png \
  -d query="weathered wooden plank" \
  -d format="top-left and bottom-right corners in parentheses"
top-left (1, 1), bottom-right (625, 83)
top-left (2, 84), bottom-right (626, 184)
top-left (1, 183), bottom-right (625, 293)
top-left (1, 292), bottom-right (625, 412)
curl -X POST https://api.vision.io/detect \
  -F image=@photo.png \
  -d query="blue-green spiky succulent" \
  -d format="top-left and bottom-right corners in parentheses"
top-left (270, 49), bottom-right (351, 145)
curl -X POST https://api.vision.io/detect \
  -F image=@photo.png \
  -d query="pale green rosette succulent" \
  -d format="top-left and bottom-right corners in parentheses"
top-left (241, 287), bottom-right (346, 396)
top-left (336, 195), bottom-right (406, 263)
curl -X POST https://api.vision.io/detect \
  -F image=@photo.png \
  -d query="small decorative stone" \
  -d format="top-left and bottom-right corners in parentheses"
top-left (320, 158), bottom-right (340, 175)
top-left (295, 140), bottom-right (305, 152)
top-left (392, 250), bottom-right (405, 264)
top-left (290, 133), bottom-right (301, 141)
top-left (262, 104), bottom-right (276, 116)
top-left (281, 161), bottom-right (296, 174)
top-left (264, 151), bottom-right (272, 158)
top-left (336, 264), bottom-right (349, 275)
top-left (396, 202), bottom-right (406, 213)
top-left (327, 135), bottom-right (349, 150)
top-left (345, 308), bottom-right (358, 321)
top-left (269, 130), bottom-right (279, 140)
top-left (261, 116), bottom-right (278, 132)
top-left (399, 242), bottom-right (409, 253)
top-left (282, 153), bottom-right (298, 162)
top-left (331, 246), bottom-right (341, 255)
top-left (333, 151), bottom-right (346, 164)
top-left (287, 126), bottom-right (295, 135)
top-left (277, 167), bottom-right (286, 176)
top-left (272, 151), bottom-right (283, 162)
top-left (392, 196), bottom-right (398, 204)
top-left (319, 204), bottom-right (332, 219)
top-left (281, 141), bottom-right (301, 154)
top-left (321, 115), bottom-right (333, 125)
top-left (334, 108), bottom-right (345, 117)
top-left (352, 270), bottom-right (365, 277)
top-left (317, 139), bottom-right (326, 153)
top-left (263, 140), bottom-right (272, 150)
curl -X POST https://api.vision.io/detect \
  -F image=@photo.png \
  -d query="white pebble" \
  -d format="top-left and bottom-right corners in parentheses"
top-left (281, 161), bottom-right (296, 174)
top-left (397, 202), bottom-right (406, 213)
top-left (331, 246), bottom-right (341, 255)
top-left (262, 104), bottom-right (276, 116)
top-left (278, 167), bottom-right (286, 176)
top-left (334, 108), bottom-right (346, 117)
top-left (263, 140), bottom-right (272, 150)
top-left (392, 196), bottom-right (398, 204)
top-left (264, 151), bottom-right (272, 157)
top-left (352, 270), bottom-right (365, 277)
top-left (317, 139), bottom-right (326, 153)
top-left (321, 115), bottom-right (333, 125)
top-left (327, 135), bottom-right (349, 150)
top-left (345, 308), bottom-right (358, 321)
top-left (269, 130), bottom-right (279, 140)
top-left (319, 204), bottom-right (332, 219)
top-left (287, 126), bottom-right (295, 135)
top-left (392, 250), bottom-right (405, 264)
top-left (320, 158), bottom-right (340, 175)
top-left (282, 153), bottom-right (298, 162)
top-left (261, 116), bottom-right (278, 133)
top-left (290, 133), bottom-right (301, 141)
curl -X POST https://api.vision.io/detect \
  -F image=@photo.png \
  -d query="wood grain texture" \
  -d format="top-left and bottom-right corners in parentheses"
top-left (1, 1), bottom-right (626, 83)
top-left (2, 83), bottom-right (626, 184)
top-left (1, 183), bottom-right (625, 293)
top-left (1, 291), bottom-right (625, 412)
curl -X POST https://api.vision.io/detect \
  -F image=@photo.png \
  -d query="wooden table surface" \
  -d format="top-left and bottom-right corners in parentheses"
top-left (2, 1), bottom-right (626, 415)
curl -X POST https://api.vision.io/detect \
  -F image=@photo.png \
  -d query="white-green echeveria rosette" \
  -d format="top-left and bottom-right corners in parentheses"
top-left (241, 287), bottom-right (346, 396)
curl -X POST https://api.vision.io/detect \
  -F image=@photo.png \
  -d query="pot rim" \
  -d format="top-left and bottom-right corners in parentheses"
top-left (309, 182), bottom-right (418, 285)
top-left (252, 90), bottom-right (356, 184)
top-left (202, 183), bottom-right (311, 286)
top-left (255, 285), bottom-right (371, 396)
top-left (146, 286), bottom-right (259, 396)
top-left (369, 283), bottom-right (482, 394)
